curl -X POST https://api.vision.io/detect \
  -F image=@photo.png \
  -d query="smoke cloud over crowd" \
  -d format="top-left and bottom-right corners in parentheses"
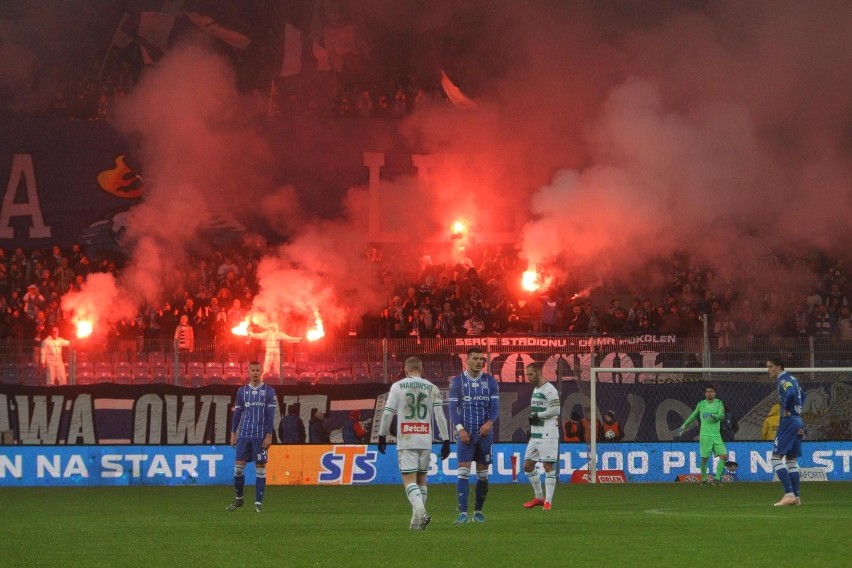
top-left (19, 1), bottom-right (852, 328)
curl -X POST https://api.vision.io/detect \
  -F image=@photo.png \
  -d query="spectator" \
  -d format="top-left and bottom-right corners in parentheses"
top-left (279, 405), bottom-right (306, 444)
top-left (463, 313), bottom-right (485, 336)
top-left (342, 410), bottom-right (367, 443)
top-left (40, 325), bottom-right (71, 386)
top-left (601, 410), bottom-right (624, 441)
top-left (309, 409), bottom-right (330, 444)
top-left (563, 409), bottom-right (585, 442)
top-left (761, 403), bottom-right (781, 441)
top-left (812, 304), bottom-right (832, 337)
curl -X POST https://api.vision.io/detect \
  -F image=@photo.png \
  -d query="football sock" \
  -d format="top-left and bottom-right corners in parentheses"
top-left (474, 470), bottom-right (489, 511)
top-left (255, 466), bottom-right (266, 503)
top-left (405, 483), bottom-right (424, 511)
top-left (527, 469), bottom-right (543, 500)
top-left (457, 467), bottom-right (470, 512)
top-left (700, 461), bottom-right (707, 480)
top-left (544, 470), bottom-right (556, 503)
top-left (772, 457), bottom-right (793, 494)
top-left (234, 464), bottom-right (245, 499)
top-left (418, 485), bottom-right (428, 506)
top-left (715, 459), bottom-right (726, 480)
top-left (787, 460), bottom-right (800, 496)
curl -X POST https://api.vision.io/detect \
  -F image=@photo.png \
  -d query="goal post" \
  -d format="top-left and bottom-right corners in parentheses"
top-left (587, 366), bottom-right (852, 483)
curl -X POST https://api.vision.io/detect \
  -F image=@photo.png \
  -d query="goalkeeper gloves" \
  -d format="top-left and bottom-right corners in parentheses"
top-left (528, 412), bottom-right (539, 425)
top-left (675, 427), bottom-right (684, 437)
top-left (377, 435), bottom-right (387, 454)
top-left (440, 440), bottom-right (451, 460)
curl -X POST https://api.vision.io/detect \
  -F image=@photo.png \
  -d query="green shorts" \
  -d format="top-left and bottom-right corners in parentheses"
top-left (699, 435), bottom-right (727, 459)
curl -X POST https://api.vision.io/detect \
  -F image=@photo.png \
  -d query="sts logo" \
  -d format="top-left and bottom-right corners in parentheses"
top-left (318, 446), bottom-right (378, 484)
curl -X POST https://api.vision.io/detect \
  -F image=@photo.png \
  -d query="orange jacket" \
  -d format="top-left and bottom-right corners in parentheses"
top-left (563, 420), bottom-right (584, 442)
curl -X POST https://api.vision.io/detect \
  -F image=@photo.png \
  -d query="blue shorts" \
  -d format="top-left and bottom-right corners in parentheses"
top-left (234, 437), bottom-right (268, 464)
top-left (774, 416), bottom-right (804, 458)
top-left (456, 433), bottom-right (493, 466)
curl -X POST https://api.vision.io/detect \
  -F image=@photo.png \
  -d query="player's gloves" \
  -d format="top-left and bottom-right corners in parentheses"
top-left (440, 440), bottom-right (451, 460)
top-left (675, 427), bottom-right (684, 437)
top-left (377, 435), bottom-right (387, 454)
top-left (528, 413), bottom-right (539, 425)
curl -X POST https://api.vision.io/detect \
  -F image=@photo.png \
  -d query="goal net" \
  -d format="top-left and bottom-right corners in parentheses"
top-left (582, 366), bottom-right (852, 482)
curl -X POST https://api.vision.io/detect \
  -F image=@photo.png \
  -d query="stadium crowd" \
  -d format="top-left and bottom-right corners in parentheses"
top-left (0, 240), bottom-right (850, 363)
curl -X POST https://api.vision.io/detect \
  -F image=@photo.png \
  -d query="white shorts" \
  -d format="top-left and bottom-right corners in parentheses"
top-left (397, 448), bottom-right (431, 474)
top-left (524, 437), bottom-right (559, 464)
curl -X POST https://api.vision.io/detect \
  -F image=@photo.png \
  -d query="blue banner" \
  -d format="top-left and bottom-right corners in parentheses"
top-left (1, 441), bottom-right (850, 486)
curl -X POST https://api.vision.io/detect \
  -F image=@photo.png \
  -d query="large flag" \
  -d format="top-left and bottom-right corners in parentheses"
top-left (323, 24), bottom-right (358, 74)
top-left (440, 70), bottom-right (478, 110)
top-left (184, 11), bottom-right (250, 50)
top-left (280, 23), bottom-right (301, 76)
top-left (137, 12), bottom-right (176, 64)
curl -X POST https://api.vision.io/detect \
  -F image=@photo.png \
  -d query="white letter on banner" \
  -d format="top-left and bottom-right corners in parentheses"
top-left (601, 451), bottom-right (623, 470)
top-left (662, 451), bottom-right (684, 474)
top-left (65, 455), bottom-right (89, 478)
top-left (627, 451), bottom-right (648, 474)
top-left (102, 455), bottom-right (123, 478)
top-left (750, 450), bottom-right (772, 473)
top-left (147, 455), bottom-right (172, 477)
top-left (175, 455), bottom-right (198, 478)
top-left (812, 450), bottom-right (834, 473)
top-left (200, 454), bottom-right (223, 476)
top-left (0, 455), bottom-right (22, 478)
top-left (0, 154), bottom-right (51, 238)
top-left (37, 455), bottom-right (60, 478)
top-left (838, 450), bottom-right (852, 472)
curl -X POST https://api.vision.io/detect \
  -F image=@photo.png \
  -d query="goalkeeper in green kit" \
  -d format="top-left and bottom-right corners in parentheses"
top-left (676, 384), bottom-right (729, 485)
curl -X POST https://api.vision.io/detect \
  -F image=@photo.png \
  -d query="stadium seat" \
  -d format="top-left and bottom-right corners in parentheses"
top-left (352, 365), bottom-right (371, 384)
top-left (95, 370), bottom-right (113, 383)
top-left (95, 361), bottom-right (113, 375)
top-left (335, 371), bottom-right (354, 384)
top-left (298, 372), bottom-right (316, 385)
top-left (148, 352), bottom-right (166, 366)
top-left (1, 362), bottom-right (20, 385)
top-left (21, 363), bottom-right (41, 386)
top-left (76, 361), bottom-right (94, 376)
top-left (151, 365), bottom-right (169, 384)
top-left (281, 368), bottom-right (298, 386)
top-left (75, 370), bottom-right (95, 385)
top-left (132, 362), bottom-right (150, 384)
top-left (205, 362), bottom-right (224, 383)
top-left (315, 371), bottom-right (335, 385)
top-left (113, 362), bottom-right (133, 384)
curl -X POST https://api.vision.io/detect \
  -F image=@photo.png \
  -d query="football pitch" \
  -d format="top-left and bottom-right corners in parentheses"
top-left (2, 482), bottom-right (850, 567)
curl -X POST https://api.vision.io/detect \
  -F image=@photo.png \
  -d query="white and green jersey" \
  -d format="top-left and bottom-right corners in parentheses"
top-left (379, 376), bottom-right (449, 450)
top-left (529, 381), bottom-right (561, 439)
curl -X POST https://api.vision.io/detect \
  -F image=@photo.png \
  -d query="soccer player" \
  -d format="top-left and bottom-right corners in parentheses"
top-left (521, 362), bottom-right (561, 510)
top-left (676, 384), bottom-right (728, 485)
top-left (377, 357), bottom-right (451, 530)
top-left (767, 357), bottom-right (805, 506)
top-left (227, 361), bottom-right (278, 513)
top-left (448, 347), bottom-right (500, 523)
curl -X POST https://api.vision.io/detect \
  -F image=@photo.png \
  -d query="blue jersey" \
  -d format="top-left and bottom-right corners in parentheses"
top-left (776, 371), bottom-right (805, 417)
top-left (448, 371), bottom-right (500, 433)
top-left (232, 383), bottom-right (277, 439)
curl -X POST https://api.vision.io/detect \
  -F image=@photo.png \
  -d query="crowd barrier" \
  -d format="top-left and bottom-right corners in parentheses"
top-left (4, 334), bottom-right (852, 388)
top-left (2, 442), bottom-right (850, 487)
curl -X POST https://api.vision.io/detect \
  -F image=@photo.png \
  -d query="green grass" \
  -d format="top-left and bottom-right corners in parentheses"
top-left (2, 482), bottom-right (851, 567)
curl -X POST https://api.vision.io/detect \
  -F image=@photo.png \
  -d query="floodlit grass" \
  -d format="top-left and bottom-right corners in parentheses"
top-left (2, 482), bottom-right (851, 567)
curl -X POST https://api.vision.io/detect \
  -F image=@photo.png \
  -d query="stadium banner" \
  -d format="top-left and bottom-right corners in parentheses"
top-left (1, 441), bottom-right (851, 487)
top-left (2, 380), bottom-right (850, 445)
